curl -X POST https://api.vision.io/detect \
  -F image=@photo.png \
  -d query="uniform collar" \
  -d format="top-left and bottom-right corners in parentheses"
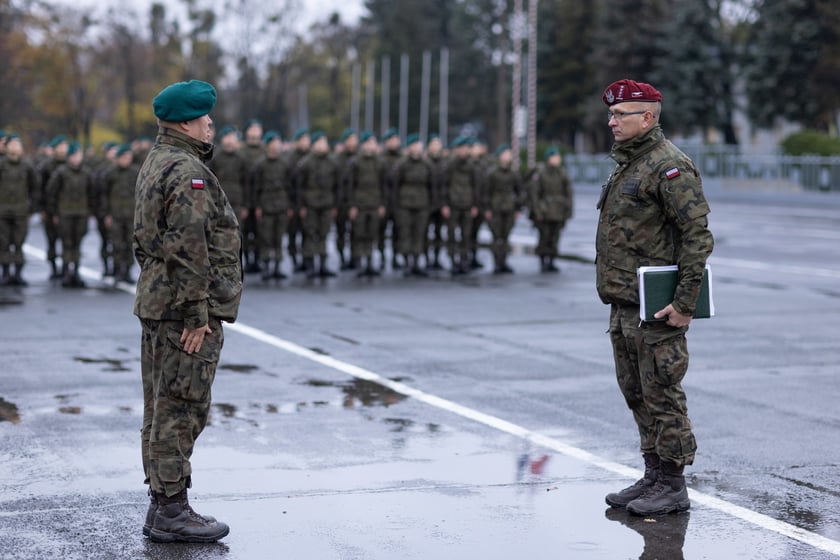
top-left (610, 125), bottom-right (664, 165)
top-left (157, 126), bottom-right (215, 162)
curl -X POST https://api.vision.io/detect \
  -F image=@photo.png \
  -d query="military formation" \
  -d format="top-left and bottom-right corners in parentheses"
top-left (0, 120), bottom-right (573, 288)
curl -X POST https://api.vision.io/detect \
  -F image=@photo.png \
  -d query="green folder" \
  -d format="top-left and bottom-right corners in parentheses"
top-left (638, 264), bottom-right (714, 321)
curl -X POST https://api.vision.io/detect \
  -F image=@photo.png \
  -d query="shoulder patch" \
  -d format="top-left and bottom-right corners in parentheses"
top-left (665, 167), bottom-right (680, 180)
top-left (191, 178), bottom-right (205, 189)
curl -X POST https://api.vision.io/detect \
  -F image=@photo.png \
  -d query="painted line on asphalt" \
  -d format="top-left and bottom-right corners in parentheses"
top-left (23, 243), bottom-right (840, 557)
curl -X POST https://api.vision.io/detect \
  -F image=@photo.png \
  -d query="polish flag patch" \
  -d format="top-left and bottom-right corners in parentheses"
top-left (191, 178), bottom-right (205, 189)
top-left (665, 167), bottom-right (680, 180)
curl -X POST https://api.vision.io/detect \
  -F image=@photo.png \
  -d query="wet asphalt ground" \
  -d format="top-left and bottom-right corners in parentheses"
top-left (1, 183), bottom-right (840, 559)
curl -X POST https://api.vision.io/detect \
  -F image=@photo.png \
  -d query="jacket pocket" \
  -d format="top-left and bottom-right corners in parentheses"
top-left (162, 327), bottom-right (221, 402)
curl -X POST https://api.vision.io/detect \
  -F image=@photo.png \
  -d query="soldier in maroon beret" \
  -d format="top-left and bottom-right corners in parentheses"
top-left (597, 79), bottom-right (714, 516)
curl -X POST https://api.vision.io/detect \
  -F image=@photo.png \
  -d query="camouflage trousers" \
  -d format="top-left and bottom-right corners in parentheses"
top-left (609, 304), bottom-right (697, 466)
top-left (58, 216), bottom-right (88, 265)
top-left (0, 214), bottom-right (28, 265)
top-left (302, 207), bottom-right (332, 258)
top-left (535, 219), bottom-right (565, 258)
top-left (395, 207), bottom-right (429, 257)
top-left (488, 210), bottom-right (516, 264)
top-left (109, 217), bottom-right (133, 274)
top-left (259, 212), bottom-right (289, 261)
top-left (140, 317), bottom-right (223, 497)
top-left (351, 208), bottom-right (380, 259)
top-left (447, 208), bottom-right (475, 265)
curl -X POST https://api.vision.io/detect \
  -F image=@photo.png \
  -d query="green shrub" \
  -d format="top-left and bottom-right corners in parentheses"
top-left (780, 130), bottom-right (840, 156)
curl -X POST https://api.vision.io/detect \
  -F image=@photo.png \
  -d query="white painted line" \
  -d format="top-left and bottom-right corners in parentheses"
top-left (22, 243), bottom-right (840, 557)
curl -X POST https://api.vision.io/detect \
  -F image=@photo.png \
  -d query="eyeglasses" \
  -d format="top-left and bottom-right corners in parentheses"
top-left (607, 110), bottom-right (647, 122)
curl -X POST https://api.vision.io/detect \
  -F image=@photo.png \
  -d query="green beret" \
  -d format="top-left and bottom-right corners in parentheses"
top-left (67, 141), bottom-right (81, 156)
top-left (243, 118), bottom-right (262, 132)
top-left (495, 143), bottom-right (511, 156)
top-left (101, 141), bottom-right (117, 151)
top-left (0, 129), bottom-right (5, 139)
top-left (359, 130), bottom-right (376, 143)
top-left (263, 130), bottom-right (281, 144)
top-left (466, 137), bottom-right (477, 146)
top-left (405, 133), bottom-right (421, 146)
top-left (382, 128), bottom-right (399, 141)
top-left (5, 133), bottom-right (20, 143)
top-left (49, 135), bottom-right (67, 148)
top-left (310, 130), bottom-right (326, 143)
top-left (153, 80), bottom-right (217, 123)
top-left (340, 128), bottom-right (357, 143)
top-left (217, 125), bottom-right (238, 139)
top-left (427, 133), bottom-right (440, 141)
top-left (293, 128), bottom-right (309, 141)
top-left (452, 136), bottom-right (468, 148)
top-left (116, 144), bottom-right (133, 157)
top-left (544, 146), bottom-right (561, 159)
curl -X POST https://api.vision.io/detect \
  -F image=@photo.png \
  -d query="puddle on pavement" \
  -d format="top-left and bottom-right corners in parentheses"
top-left (74, 356), bottom-right (131, 372)
top-left (383, 417), bottom-right (441, 434)
top-left (219, 363), bottom-right (259, 374)
top-left (605, 508), bottom-right (690, 558)
top-left (0, 397), bottom-right (21, 424)
top-left (210, 402), bottom-right (258, 427)
top-left (58, 406), bottom-right (83, 415)
top-left (303, 377), bottom-right (408, 408)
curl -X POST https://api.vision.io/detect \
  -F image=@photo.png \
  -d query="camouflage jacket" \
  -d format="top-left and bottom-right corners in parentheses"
top-left (442, 156), bottom-right (479, 209)
top-left (484, 164), bottom-right (522, 213)
top-left (102, 163), bottom-right (140, 219)
top-left (253, 154), bottom-right (293, 214)
top-left (133, 127), bottom-right (243, 329)
top-left (529, 163), bottom-right (573, 222)
top-left (208, 149), bottom-right (250, 210)
top-left (595, 125), bottom-right (714, 315)
top-left (294, 152), bottom-right (339, 210)
top-left (46, 164), bottom-right (95, 217)
top-left (0, 157), bottom-right (39, 216)
top-left (347, 153), bottom-right (387, 210)
top-left (37, 157), bottom-right (66, 214)
top-left (333, 149), bottom-right (357, 207)
top-left (392, 155), bottom-right (436, 210)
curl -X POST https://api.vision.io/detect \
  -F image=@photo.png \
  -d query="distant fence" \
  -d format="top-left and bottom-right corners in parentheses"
top-left (565, 145), bottom-right (840, 192)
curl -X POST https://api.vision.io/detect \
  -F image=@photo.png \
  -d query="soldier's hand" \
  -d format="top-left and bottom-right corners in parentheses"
top-left (105, 215), bottom-right (113, 228)
top-left (377, 206), bottom-right (386, 218)
top-left (181, 324), bottom-right (212, 355)
top-left (654, 304), bottom-right (692, 328)
top-left (470, 207), bottom-right (479, 218)
top-left (287, 209), bottom-right (294, 218)
top-left (255, 208), bottom-right (263, 220)
top-left (300, 208), bottom-right (307, 219)
top-left (349, 207), bottom-right (358, 220)
top-left (484, 210), bottom-right (492, 221)
top-left (52, 216), bottom-right (59, 225)
top-left (240, 208), bottom-right (249, 219)
top-left (331, 208), bottom-right (338, 218)
top-left (441, 206), bottom-right (451, 219)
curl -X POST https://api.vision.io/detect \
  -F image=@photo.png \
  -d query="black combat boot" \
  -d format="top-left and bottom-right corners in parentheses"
top-left (319, 255), bottom-right (336, 278)
top-left (304, 257), bottom-right (318, 279)
top-left (149, 489), bottom-right (229, 543)
top-left (606, 453), bottom-right (660, 508)
top-left (11, 263), bottom-right (27, 286)
top-left (272, 260), bottom-right (287, 280)
top-left (626, 460), bottom-right (690, 516)
top-left (1, 264), bottom-right (10, 285)
top-left (261, 260), bottom-right (272, 281)
top-left (49, 259), bottom-right (61, 280)
top-left (143, 488), bottom-right (157, 537)
top-left (545, 257), bottom-right (560, 273)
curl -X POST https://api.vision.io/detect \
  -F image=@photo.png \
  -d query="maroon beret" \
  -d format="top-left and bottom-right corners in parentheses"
top-left (602, 79), bottom-right (662, 106)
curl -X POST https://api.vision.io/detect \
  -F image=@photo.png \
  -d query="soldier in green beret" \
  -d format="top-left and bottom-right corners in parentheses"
top-left (253, 130), bottom-right (293, 280)
top-left (529, 146), bottom-right (573, 273)
top-left (393, 134), bottom-right (436, 276)
top-left (134, 79), bottom-right (240, 543)
top-left (424, 134), bottom-right (447, 270)
top-left (379, 128), bottom-right (402, 270)
top-left (101, 145), bottom-right (140, 283)
top-left (286, 128), bottom-right (310, 272)
top-left (334, 128), bottom-right (358, 270)
top-left (469, 138), bottom-right (491, 269)
top-left (209, 126), bottom-right (250, 270)
top-left (294, 131), bottom-right (339, 278)
top-left (347, 131), bottom-right (387, 276)
top-left (441, 136), bottom-right (480, 275)
top-left (598, 79), bottom-right (713, 516)
top-left (38, 135), bottom-right (69, 279)
top-left (0, 135), bottom-right (39, 286)
top-left (91, 141), bottom-right (119, 277)
top-left (238, 119), bottom-right (265, 274)
top-left (483, 144), bottom-right (522, 274)
top-left (46, 142), bottom-right (96, 287)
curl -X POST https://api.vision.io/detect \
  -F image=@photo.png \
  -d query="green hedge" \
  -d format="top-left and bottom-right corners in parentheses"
top-left (780, 131), bottom-right (840, 156)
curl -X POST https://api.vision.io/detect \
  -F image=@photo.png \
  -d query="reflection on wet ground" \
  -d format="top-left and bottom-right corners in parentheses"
top-left (0, 397), bottom-right (21, 423)
top-left (219, 363), bottom-right (259, 373)
top-left (605, 508), bottom-right (690, 560)
top-left (73, 356), bottom-right (131, 372)
top-left (303, 377), bottom-right (409, 408)
top-left (58, 406), bottom-right (83, 415)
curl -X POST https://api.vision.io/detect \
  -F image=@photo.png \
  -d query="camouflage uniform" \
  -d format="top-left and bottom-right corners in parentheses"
top-left (285, 147), bottom-right (309, 268)
top-left (238, 142), bottom-right (265, 271)
top-left (252, 151), bottom-right (293, 273)
top-left (424, 151), bottom-right (447, 268)
top-left (102, 160), bottom-right (140, 280)
top-left (0, 154), bottom-right (38, 282)
top-left (38, 155), bottom-right (66, 274)
top-left (442, 156), bottom-right (480, 272)
top-left (294, 152), bottom-right (339, 271)
top-left (378, 147), bottom-right (402, 268)
top-left (208, 148), bottom-right (249, 229)
top-left (333, 147), bottom-right (357, 267)
top-left (346, 152), bottom-right (387, 268)
top-left (483, 163), bottom-right (522, 272)
top-left (46, 162), bottom-right (95, 280)
top-left (392, 155), bottom-right (436, 269)
top-left (134, 126), bottom-right (242, 498)
top-left (596, 124), bottom-right (713, 467)
top-left (529, 162), bottom-right (573, 268)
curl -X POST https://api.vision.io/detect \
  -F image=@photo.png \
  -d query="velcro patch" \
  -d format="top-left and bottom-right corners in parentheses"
top-left (191, 178), bottom-right (205, 189)
top-left (665, 167), bottom-right (680, 180)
